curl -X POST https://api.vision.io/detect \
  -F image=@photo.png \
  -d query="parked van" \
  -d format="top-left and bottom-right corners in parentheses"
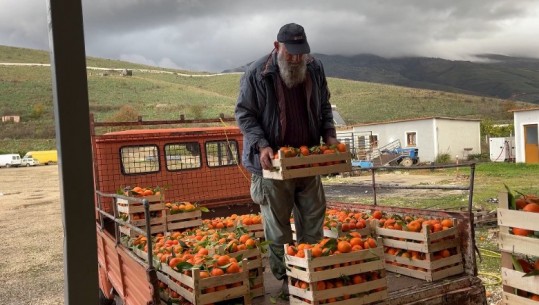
top-left (0, 154), bottom-right (22, 167)
top-left (23, 150), bottom-right (58, 165)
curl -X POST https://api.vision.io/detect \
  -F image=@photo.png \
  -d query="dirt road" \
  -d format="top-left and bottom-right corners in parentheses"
top-left (0, 165), bottom-right (63, 305)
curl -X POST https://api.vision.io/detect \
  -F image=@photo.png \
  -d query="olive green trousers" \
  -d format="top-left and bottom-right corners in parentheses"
top-left (250, 174), bottom-right (326, 280)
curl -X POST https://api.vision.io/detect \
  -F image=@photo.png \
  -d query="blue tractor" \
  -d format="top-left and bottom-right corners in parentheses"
top-left (350, 139), bottom-right (419, 168)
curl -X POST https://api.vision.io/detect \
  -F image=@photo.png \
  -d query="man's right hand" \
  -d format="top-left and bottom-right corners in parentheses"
top-left (259, 147), bottom-right (274, 170)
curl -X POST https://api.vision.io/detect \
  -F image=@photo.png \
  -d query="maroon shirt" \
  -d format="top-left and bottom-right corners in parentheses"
top-left (281, 78), bottom-right (310, 148)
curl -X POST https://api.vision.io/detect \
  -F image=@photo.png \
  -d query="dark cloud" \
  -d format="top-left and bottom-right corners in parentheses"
top-left (1, 0), bottom-right (538, 72)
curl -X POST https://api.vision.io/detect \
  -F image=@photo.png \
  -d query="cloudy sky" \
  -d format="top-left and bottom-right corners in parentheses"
top-left (1, 0), bottom-right (539, 72)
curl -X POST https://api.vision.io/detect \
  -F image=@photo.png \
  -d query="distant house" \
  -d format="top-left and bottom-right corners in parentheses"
top-left (512, 107), bottom-right (539, 163)
top-left (1, 115), bottom-right (20, 123)
top-left (338, 117), bottom-right (481, 163)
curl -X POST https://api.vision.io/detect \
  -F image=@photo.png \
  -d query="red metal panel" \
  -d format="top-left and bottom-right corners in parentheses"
top-left (94, 127), bottom-right (252, 211)
top-left (118, 252), bottom-right (151, 305)
top-left (97, 229), bottom-right (153, 305)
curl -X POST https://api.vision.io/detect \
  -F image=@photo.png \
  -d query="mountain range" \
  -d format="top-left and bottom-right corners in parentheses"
top-left (224, 53), bottom-right (539, 104)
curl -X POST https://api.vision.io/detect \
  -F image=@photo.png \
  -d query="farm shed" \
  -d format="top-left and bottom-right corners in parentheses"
top-left (344, 117), bottom-right (481, 163)
top-left (512, 107), bottom-right (539, 163)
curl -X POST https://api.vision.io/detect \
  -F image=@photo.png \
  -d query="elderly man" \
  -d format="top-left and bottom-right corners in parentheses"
top-left (235, 22), bottom-right (339, 298)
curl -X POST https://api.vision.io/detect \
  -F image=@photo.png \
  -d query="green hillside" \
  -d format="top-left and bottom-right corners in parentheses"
top-left (0, 45), bottom-right (535, 153)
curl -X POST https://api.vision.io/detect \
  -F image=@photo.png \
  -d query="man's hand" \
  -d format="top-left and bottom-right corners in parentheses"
top-left (259, 147), bottom-right (274, 170)
top-left (325, 137), bottom-right (340, 146)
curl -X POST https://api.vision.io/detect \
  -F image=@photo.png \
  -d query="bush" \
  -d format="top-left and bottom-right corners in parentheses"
top-left (435, 153), bottom-right (452, 164)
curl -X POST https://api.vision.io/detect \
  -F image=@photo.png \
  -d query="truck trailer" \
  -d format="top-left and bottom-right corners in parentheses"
top-left (91, 116), bottom-right (486, 305)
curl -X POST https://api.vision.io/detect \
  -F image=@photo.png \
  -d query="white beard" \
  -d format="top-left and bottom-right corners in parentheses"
top-left (277, 52), bottom-right (307, 88)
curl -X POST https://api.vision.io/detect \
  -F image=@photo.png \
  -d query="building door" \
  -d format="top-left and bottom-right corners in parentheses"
top-left (524, 124), bottom-right (539, 163)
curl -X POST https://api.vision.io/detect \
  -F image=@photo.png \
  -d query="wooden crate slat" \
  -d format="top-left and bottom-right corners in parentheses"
top-left (117, 194), bottom-right (163, 204)
top-left (499, 232), bottom-right (539, 256)
top-left (289, 277), bottom-right (387, 300)
top-left (382, 238), bottom-right (428, 253)
top-left (288, 259), bottom-right (384, 283)
top-left (166, 218), bottom-right (203, 231)
top-left (285, 245), bottom-right (383, 270)
top-left (199, 285), bottom-right (248, 304)
top-left (117, 202), bottom-right (165, 214)
top-left (290, 289), bottom-right (387, 305)
top-left (497, 208), bottom-right (539, 231)
top-left (501, 292), bottom-right (539, 305)
top-left (274, 151), bottom-right (351, 166)
top-left (264, 163), bottom-right (351, 180)
top-left (376, 225), bottom-right (458, 243)
top-left (502, 267), bottom-right (539, 295)
top-left (119, 224), bottom-right (166, 237)
top-left (129, 216), bottom-right (166, 227)
top-left (430, 264), bottom-right (465, 281)
top-left (427, 238), bottom-right (460, 253)
top-left (384, 252), bottom-right (462, 270)
top-left (166, 210), bottom-right (202, 222)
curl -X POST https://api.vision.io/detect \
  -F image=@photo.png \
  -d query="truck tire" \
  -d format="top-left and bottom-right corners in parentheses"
top-left (399, 157), bottom-right (414, 167)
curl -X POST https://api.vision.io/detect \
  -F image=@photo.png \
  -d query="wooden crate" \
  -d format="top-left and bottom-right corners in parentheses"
top-left (374, 220), bottom-right (464, 282)
top-left (159, 258), bottom-right (252, 305)
top-left (116, 195), bottom-right (165, 215)
top-left (291, 221), bottom-right (372, 241)
top-left (284, 241), bottom-right (388, 305)
top-left (499, 251), bottom-right (539, 305)
top-left (166, 209), bottom-right (203, 231)
top-left (497, 192), bottom-right (539, 256)
top-left (263, 149), bottom-right (352, 180)
top-left (220, 247), bottom-right (265, 298)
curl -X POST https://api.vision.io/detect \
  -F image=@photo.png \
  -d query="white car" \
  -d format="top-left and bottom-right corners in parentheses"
top-left (21, 157), bottom-right (40, 167)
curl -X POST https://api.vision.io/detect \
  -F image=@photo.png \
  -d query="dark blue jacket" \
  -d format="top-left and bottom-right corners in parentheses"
top-left (235, 51), bottom-right (336, 175)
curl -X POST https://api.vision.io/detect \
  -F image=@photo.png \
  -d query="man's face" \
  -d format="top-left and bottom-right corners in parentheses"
top-left (277, 44), bottom-right (307, 88)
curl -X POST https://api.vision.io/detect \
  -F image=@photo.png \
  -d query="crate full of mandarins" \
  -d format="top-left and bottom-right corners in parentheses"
top-left (284, 236), bottom-right (388, 305)
top-left (372, 211), bottom-right (464, 282)
top-left (263, 144), bottom-right (352, 180)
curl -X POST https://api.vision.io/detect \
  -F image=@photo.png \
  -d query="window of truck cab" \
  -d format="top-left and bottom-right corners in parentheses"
top-left (120, 145), bottom-right (160, 174)
top-left (205, 140), bottom-right (239, 167)
top-left (164, 142), bottom-right (201, 171)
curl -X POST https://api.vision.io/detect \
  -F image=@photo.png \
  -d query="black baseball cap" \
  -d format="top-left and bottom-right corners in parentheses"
top-left (277, 23), bottom-right (311, 55)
